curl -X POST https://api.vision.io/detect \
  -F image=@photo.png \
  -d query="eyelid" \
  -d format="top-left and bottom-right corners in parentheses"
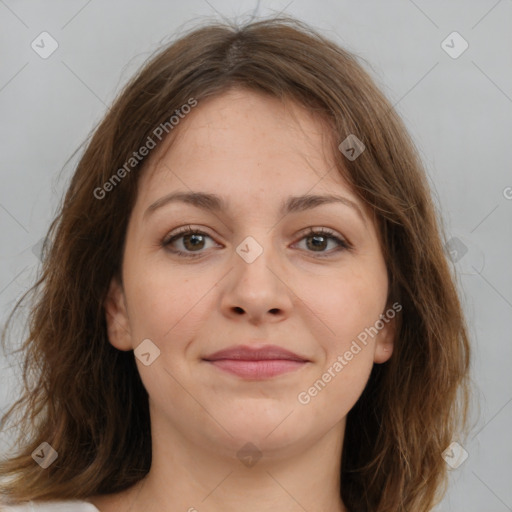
top-left (162, 225), bottom-right (214, 244)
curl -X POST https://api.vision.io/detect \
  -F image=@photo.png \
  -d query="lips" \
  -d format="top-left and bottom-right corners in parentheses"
top-left (204, 345), bottom-right (308, 362)
top-left (203, 344), bottom-right (310, 379)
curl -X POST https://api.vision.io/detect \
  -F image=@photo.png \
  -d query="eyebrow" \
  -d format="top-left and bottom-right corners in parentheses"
top-left (143, 191), bottom-right (366, 224)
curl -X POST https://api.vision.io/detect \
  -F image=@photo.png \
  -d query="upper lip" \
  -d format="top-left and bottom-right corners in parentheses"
top-left (203, 344), bottom-right (309, 362)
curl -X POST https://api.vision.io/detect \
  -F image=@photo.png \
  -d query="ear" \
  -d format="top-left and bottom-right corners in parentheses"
top-left (373, 313), bottom-right (396, 364)
top-left (104, 276), bottom-right (133, 351)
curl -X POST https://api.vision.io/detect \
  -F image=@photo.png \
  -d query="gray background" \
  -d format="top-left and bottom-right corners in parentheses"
top-left (1, 1), bottom-right (511, 510)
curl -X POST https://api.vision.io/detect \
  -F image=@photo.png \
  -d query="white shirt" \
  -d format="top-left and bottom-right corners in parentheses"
top-left (1, 501), bottom-right (100, 511)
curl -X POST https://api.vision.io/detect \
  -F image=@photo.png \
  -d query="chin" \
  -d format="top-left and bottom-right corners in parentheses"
top-left (220, 411), bottom-right (309, 448)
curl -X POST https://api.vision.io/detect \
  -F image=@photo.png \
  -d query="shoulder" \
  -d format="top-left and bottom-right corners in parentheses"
top-left (1, 501), bottom-right (99, 511)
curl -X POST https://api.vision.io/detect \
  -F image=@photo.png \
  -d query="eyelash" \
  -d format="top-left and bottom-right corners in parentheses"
top-left (161, 225), bottom-right (351, 259)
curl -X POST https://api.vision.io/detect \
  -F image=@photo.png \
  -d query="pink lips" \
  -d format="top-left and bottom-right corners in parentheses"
top-left (203, 345), bottom-right (309, 379)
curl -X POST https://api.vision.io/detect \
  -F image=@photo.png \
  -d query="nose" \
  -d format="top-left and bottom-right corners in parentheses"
top-left (219, 236), bottom-right (293, 324)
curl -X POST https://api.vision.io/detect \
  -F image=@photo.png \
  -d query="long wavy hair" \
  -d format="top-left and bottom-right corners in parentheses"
top-left (0, 15), bottom-right (472, 512)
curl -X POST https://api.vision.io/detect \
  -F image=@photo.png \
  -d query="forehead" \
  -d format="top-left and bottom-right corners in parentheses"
top-left (137, 87), bottom-right (359, 209)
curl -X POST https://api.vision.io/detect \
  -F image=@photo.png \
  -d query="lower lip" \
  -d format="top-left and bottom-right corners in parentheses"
top-left (206, 359), bottom-right (307, 379)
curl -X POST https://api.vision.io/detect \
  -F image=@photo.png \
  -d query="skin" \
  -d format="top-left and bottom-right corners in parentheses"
top-left (89, 87), bottom-right (395, 512)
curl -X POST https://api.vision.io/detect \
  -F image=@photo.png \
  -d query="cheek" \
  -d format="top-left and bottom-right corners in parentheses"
top-left (310, 265), bottom-right (388, 343)
top-left (301, 263), bottom-right (387, 411)
top-left (125, 263), bottom-right (214, 349)
top-left (298, 281), bottom-right (379, 418)
top-left (125, 268), bottom-right (214, 405)
top-left (301, 262), bottom-right (386, 383)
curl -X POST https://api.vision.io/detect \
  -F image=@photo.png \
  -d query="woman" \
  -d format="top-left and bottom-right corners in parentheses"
top-left (0, 15), bottom-right (471, 512)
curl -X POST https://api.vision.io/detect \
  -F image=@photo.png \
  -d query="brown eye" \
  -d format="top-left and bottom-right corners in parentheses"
top-left (180, 232), bottom-right (207, 251)
top-left (295, 228), bottom-right (350, 257)
top-left (162, 226), bottom-right (217, 257)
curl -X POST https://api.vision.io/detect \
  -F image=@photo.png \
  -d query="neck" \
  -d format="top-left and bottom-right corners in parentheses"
top-left (127, 412), bottom-right (349, 512)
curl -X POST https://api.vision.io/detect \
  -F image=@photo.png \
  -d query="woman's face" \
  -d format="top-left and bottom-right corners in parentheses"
top-left (105, 87), bottom-right (395, 460)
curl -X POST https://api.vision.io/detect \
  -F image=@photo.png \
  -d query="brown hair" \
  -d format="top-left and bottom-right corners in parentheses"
top-left (0, 15), bottom-right (472, 512)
